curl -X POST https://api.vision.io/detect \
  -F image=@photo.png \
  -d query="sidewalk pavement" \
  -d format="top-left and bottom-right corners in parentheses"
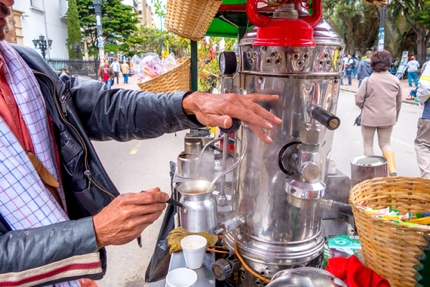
top-left (340, 77), bottom-right (419, 106)
top-left (111, 74), bottom-right (141, 90)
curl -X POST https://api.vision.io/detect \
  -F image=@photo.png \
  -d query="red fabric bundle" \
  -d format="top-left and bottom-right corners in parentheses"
top-left (326, 255), bottom-right (390, 287)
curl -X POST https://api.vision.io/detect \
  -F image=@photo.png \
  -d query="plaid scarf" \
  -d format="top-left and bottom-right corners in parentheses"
top-left (0, 41), bottom-right (80, 287)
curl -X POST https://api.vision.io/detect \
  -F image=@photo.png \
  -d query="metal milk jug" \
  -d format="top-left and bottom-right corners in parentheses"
top-left (177, 180), bottom-right (217, 233)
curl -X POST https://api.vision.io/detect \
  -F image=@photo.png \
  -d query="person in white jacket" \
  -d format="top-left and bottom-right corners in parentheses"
top-left (414, 63), bottom-right (430, 178)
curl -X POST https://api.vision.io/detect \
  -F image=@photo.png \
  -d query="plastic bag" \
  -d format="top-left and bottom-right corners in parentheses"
top-left (130, 53), bottom-right (163, 83)
top-left (162, 53), bottom-right (178, 73)
top-left (144, 161), bottom-right (177, 282)
top-left (130, 52), bottom-right (179, 83)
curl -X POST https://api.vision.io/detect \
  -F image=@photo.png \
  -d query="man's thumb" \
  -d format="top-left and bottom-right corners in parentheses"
top-left (222, 116), bottom-right (232, 129)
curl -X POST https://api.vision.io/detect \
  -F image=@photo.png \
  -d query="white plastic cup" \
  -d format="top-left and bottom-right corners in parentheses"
top-left (180, 235), bottom-right (207, 269)
top-left (166, 268), bottom-right (197, 287)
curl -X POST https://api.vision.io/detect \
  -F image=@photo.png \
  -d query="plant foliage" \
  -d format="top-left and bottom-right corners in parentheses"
top-left (66, 0), bottom-right (82, 59)
top-left (77, 0), bottom-right (139, 58)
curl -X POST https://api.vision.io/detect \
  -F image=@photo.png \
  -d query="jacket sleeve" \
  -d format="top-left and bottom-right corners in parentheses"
top-left (395, 80), bottom-right (402, 121)
top-left (356, 62), bottom-right (362, 79)
top-left (417, 65), bottom-right (430, 105)
top-left (355, 78), bottom-right (368, 108)
top-left (0, 217), bottom-right (105, 286)
top-left (70, 76), bottom-right (203, 141)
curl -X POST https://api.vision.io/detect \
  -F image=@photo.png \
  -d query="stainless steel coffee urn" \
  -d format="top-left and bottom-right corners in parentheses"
top-left (214, 0), bottom-right (345, 285)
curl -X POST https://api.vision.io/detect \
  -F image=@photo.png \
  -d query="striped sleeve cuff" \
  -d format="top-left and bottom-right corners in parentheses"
top-left (0, 252), bottom-right (102, 287)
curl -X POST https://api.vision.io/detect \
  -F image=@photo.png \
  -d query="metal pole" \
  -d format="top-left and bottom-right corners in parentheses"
top-left (191, 40), bottom-right (198, 91)
top-left (377, 6), bottom-right (387, 51)
top-left (93, 0), bottom-right (105, 64)
top-left (42, 0), bottom-right (51, 59)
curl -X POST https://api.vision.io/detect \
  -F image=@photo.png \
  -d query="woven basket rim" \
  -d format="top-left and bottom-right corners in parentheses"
top-left (164, 0), bottom-right (223, 41)
top-left (349, 176), bottom-right (430, 286)
top-left (350, 176), bottom-right (430, 231)
top-left (137, 57), bottom-right (190, 87)
top-left (351, 205), bottom-right (430, 231)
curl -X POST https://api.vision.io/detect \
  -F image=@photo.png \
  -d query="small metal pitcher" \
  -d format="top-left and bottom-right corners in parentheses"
top-left (177, 180), bottom-right (217, 233)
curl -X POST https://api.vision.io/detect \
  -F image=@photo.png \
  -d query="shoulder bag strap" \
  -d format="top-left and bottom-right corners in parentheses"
top-left (361, 78), bottom-right (370, 109)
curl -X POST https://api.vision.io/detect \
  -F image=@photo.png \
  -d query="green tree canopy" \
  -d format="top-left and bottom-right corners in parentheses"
top-left (323, 0), bottom-right (430, 62)
top-left (389, 0), bottom-right (430, 63)
top-left (66, 0), bottom-right (82, 59)
top-left (123, 26), bottom-right (190, 58)
top-left (77, 0), bottom-right (139, 57)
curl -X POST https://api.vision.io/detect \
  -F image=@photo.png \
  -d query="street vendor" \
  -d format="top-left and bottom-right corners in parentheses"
top-left (0, 0), bottom-right (282, 286)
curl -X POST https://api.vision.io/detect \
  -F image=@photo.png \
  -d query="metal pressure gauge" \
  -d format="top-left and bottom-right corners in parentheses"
top-left (219, 51), bottom-right (237, 75)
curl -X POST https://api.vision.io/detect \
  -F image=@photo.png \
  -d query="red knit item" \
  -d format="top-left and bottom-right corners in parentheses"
top-left (326, 255), bottom-right (390, 287)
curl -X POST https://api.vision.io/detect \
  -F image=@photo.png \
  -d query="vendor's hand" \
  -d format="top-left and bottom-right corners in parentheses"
top-left (182, 92), bottom-right (282, 144)
top-left (92, 188), bottom-right (169, 249)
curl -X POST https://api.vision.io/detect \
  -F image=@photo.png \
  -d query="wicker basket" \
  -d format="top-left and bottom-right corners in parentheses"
top-left (164, 0), bottom-right (223, 41)
top-left (137, 57), bottom-right (190, 93)
top-left (350, 177), bottom-right (430, 287)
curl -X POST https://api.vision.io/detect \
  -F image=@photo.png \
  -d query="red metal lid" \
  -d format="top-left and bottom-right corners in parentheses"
top-left (253, 18), bottom-right (315, 47)
top-left (246, 0), bottom-right (321, 47)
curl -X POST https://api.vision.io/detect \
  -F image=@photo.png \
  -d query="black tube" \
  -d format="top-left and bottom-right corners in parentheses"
top-left (309, 106), bottom-right (341, 130)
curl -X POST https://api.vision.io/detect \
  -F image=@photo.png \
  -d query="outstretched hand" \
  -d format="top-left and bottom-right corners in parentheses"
top-left (92, 188), bottom-right (169, 249)
top-left (182, 92), bottom-right (282, 144)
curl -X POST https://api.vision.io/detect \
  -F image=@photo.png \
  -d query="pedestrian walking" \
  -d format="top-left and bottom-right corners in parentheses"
top-left (111, 58), bottom-right (121, 84)
top-left (357, 51), bottom-right (373, 88)
top-left (97, 60), bottom-right (115, 89)
top-left (354, 50), bottom-right (402, 176)
top-left (345, 54), bottom-right (355, 85)
top-left (406, 56), bottom-right (420, 87)
top-left (414, 63), bottom-right (430, 178)
top-left (352, 55), bottom-right (360, 78)
top-left (121, 61), bottom-right (130, 84)
top-left (342, 55), bottom-right (348, 78)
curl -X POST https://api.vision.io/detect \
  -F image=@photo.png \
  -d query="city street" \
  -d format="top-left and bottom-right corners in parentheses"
top-left (94, 77), bottom-right (421, 286)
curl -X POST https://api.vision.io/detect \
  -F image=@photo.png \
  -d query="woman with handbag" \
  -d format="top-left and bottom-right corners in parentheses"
top-left (97, 59), bottom-right (115, 89)
top-left (354, 50), bottom-right (402, 176)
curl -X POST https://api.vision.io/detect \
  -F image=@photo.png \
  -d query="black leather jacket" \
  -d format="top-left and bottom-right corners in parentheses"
top-left (0, 45), bottom-right (201, 286)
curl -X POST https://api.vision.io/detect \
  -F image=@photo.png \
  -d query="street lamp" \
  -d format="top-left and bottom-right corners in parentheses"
top-left (93, 0), bottom-right (105, 64)
top-left (33, 35), bottom-right (53, 60)
top-left (70, 41), bottom-right (83, 59)
top-left (364, 0), bottom-right (388, 51)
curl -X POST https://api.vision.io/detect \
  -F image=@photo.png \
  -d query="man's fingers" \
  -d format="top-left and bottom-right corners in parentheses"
top-left (246, 123), bottom-right (273, 144)
top-left (116, 191), bottom-right (169, 206)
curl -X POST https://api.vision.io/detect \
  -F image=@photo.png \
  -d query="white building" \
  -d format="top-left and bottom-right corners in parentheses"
top-left (123, 0), bottom-right (153, 28)
top-left (10, 0), bottom-right (69, 59)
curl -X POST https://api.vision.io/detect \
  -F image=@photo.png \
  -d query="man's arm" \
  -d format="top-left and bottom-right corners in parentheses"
top-left (0, 218), bottom-right (103, 286)
top-left (354, 78), bottom-right (368, 108)
top-left (71, 76), bottom-right (281, 143)
top-left (417, 65), bottom-right (430, 105)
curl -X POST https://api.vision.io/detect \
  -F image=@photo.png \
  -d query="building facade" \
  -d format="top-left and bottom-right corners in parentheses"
top-left (139, 0), bottom-right (153, 28)
top-left (7, 0), bottom-right (69, 59)
top-left (123, 0), bottom-right (153, 28)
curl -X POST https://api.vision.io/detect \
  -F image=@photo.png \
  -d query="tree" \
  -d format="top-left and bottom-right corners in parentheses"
top-left (77, 0), bottom-right (139, 57)
top-left (67, 0), bottom-right (82, 59)
top-left (123, 26), bottom-right (170, 57)
top-left (122, 26), bottom-right (190, 58)
top-left (198, 37), bottom-right (237, 92)
top-left (151, 0), bottom-right (166, 18)
top-left (324, 0), bottom-right (430, 62)
top-left (389, 0), bottom-right (430, 63)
